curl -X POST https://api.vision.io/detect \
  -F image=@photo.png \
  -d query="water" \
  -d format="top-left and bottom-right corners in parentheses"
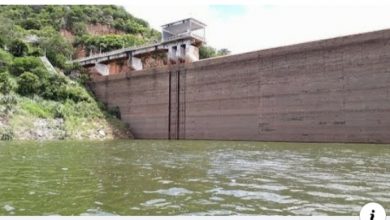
top-left (0, 140), bottom-right (389, 215)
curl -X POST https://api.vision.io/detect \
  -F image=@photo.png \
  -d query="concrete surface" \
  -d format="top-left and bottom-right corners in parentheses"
top-left (89, 28), bottom-right (390, 143)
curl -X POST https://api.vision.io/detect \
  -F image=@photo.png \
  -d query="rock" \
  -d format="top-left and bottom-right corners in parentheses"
top-left (98, 129), bottom-right (106, 137)
top-left (3, 204), bottom-right (15, 212)
top-left (32, 119), bottom-right (65, 140)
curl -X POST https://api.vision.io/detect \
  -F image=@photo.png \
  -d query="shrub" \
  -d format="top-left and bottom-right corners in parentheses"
top-left (63, 62), bottom-right (77, 76)
top-left (40, 74), bottom-right (67, 100)
top-left (21, 18), bottom-right (42, 30)
top-left (9, 56), bottom-right (47, 77)
top-left (40, 75), bottom-right (90, 103)
top-left (108, 106), bottom-right (121, 119)
top-left (46, 51), bottom-right (67, 69)
top-left (75, 72), bottom-right (90, 85)
top-left (71, 22), bottom-right (87, 36)
top-left (0, 127), bottom-right (14, 141)
top-left (8, 39), bottom-right (28, 57)
top-left (17, 72), bottom-right (41, 96)
top-left (53, 103), bottom-right (65, 118)
top-left (0, 94), bottom-right (17, 115)
top-left (30, 67), bottom-right (49, 79)
top-left (28, 47), bottom-right (44, 57)
top-left (0, 37), bottom-right (4, 48)
top-left (0, 72), bottom-right (16, 94)
top-left (0, 49), bottom-right (13, 72)
top-left (62, 85), bottom-right (90, 103)
top-left (81, 34), bottom-right (144, 54)
top-left (38, 31), bottom-right (73, 69)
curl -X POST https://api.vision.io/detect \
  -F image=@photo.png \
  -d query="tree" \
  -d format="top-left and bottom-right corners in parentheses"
top-left (0, 16), bottom-right (17, 46)
top-left (199, 46), bottom-right (231, 59)
top-left (71, 22), bottom-right (87, 36)
top-left (199, 46), bottom-right (216, 59)
top-left (38, 27), bottom-right (74, 68)
top-left (8, 40), bottom-right (28, 57)
top-left (217, 48), bottom-right (231, 56)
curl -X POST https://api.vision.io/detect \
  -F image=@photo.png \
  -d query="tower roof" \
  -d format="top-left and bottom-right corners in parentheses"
top-left (161, 18), bottom-right (206, 35)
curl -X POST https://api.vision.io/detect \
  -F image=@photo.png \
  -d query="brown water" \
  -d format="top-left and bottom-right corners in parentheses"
top-left (0, 140), bottom-right (389, 215)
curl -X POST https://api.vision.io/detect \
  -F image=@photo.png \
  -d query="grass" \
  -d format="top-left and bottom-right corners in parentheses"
top-left (19, 98), bottom-right (56, 118)
top-left (1, 91), bottom-right (130, 140)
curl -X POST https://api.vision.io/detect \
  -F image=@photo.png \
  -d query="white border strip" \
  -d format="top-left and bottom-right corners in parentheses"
top-left (0, 217), bottom-right (381, 220)
top-left (3, 0), bottom-right (390, 6)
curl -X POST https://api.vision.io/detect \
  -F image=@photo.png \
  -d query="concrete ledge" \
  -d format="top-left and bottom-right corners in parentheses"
top-left (91, 28), bottom-right (390, 83)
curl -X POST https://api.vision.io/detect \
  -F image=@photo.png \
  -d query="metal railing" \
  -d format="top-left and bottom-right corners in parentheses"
top-left (73, 32), bottom-right (205, 64)
top-left (73, 41), bottom-right (161, 63)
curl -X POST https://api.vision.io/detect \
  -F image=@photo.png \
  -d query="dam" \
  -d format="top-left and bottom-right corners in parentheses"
top-left (77, 19), bottom-right (390, 144)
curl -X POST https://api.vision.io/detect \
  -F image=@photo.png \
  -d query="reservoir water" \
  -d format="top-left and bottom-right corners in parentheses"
top-left (0, 140), bottom-right (389, 215)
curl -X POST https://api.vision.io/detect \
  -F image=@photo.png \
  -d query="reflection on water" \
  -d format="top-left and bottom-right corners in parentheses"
top-left (0, 140), bottom-right (389, 215)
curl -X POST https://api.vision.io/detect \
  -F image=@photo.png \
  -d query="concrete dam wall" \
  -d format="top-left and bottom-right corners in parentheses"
top-left (90, 29), bottom-right (390, 143)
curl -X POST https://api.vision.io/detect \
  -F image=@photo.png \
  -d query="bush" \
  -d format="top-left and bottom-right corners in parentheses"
top-left (28, 47), bottom-right (44, 57)
top-left (41, 74), bottom-right (90, 103)
top-left (0, 72), bottom-right (16, 94)
top-left (38, 30), bottom-right (73, 69)
top-left (30, 67), bottom-right (50, 79)
top-left (75, 71), bottom-right (90, 85)
top-left (17, 72), bottom-right (41, 96)
top-left (62, 85), bottom-right (90, 103)
top-left (81, 34), bottom-right (144, 54)
top-left (9, 56), bottom-right (46, 77)
top-left (21, 18), bottom-right (42, 30)
top-left (8, 39), bottom-right (28, 57)
top-left (108, 106), bottom-right (121, 119)
top-left (0, 94), bottom-right (17, 115)
top-left (0, 37), bottom-right (4, 48)
top-left (0, 127), bottom-right (14, 141)
top-left (46, 52), bottom-right (68, 69)
top-left (71, 22), bottom-right (87, 36)
top-left (0, 49), bottom-right (13, 72)
top-left (40, 74), bottom-right (67, 100)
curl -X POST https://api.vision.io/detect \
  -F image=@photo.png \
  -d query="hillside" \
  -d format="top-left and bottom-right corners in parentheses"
top-left (0, 5), bottom-right (160, 140)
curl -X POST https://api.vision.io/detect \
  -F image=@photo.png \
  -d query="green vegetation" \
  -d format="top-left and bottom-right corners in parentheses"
top-left (0, 72), bottom-right (16, 94)
top-left (9, 40), bottom-right (29, 57)
top-left (10, 56), bottom-right (46, 77)
top-left (0, 5), bottom-right (155, 140)
top-left (76, 34), bottom-right (145, 54)
top-left (0, 5), bottom-right (230, 141)
top-left (36, 27), bottom-right (74, 68)
top-left (199, 46), bottom-right (231, 59)
top-left (0, 66), bottom-right (128, 140)
top-left (0, 127), bottom-right (14, 140)
top-left (0, 5), bottom-right (160, 68)
top-left (17, 72), bottom-right (40, 95)
top-left (0, 49), bottom-right (13, 72)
